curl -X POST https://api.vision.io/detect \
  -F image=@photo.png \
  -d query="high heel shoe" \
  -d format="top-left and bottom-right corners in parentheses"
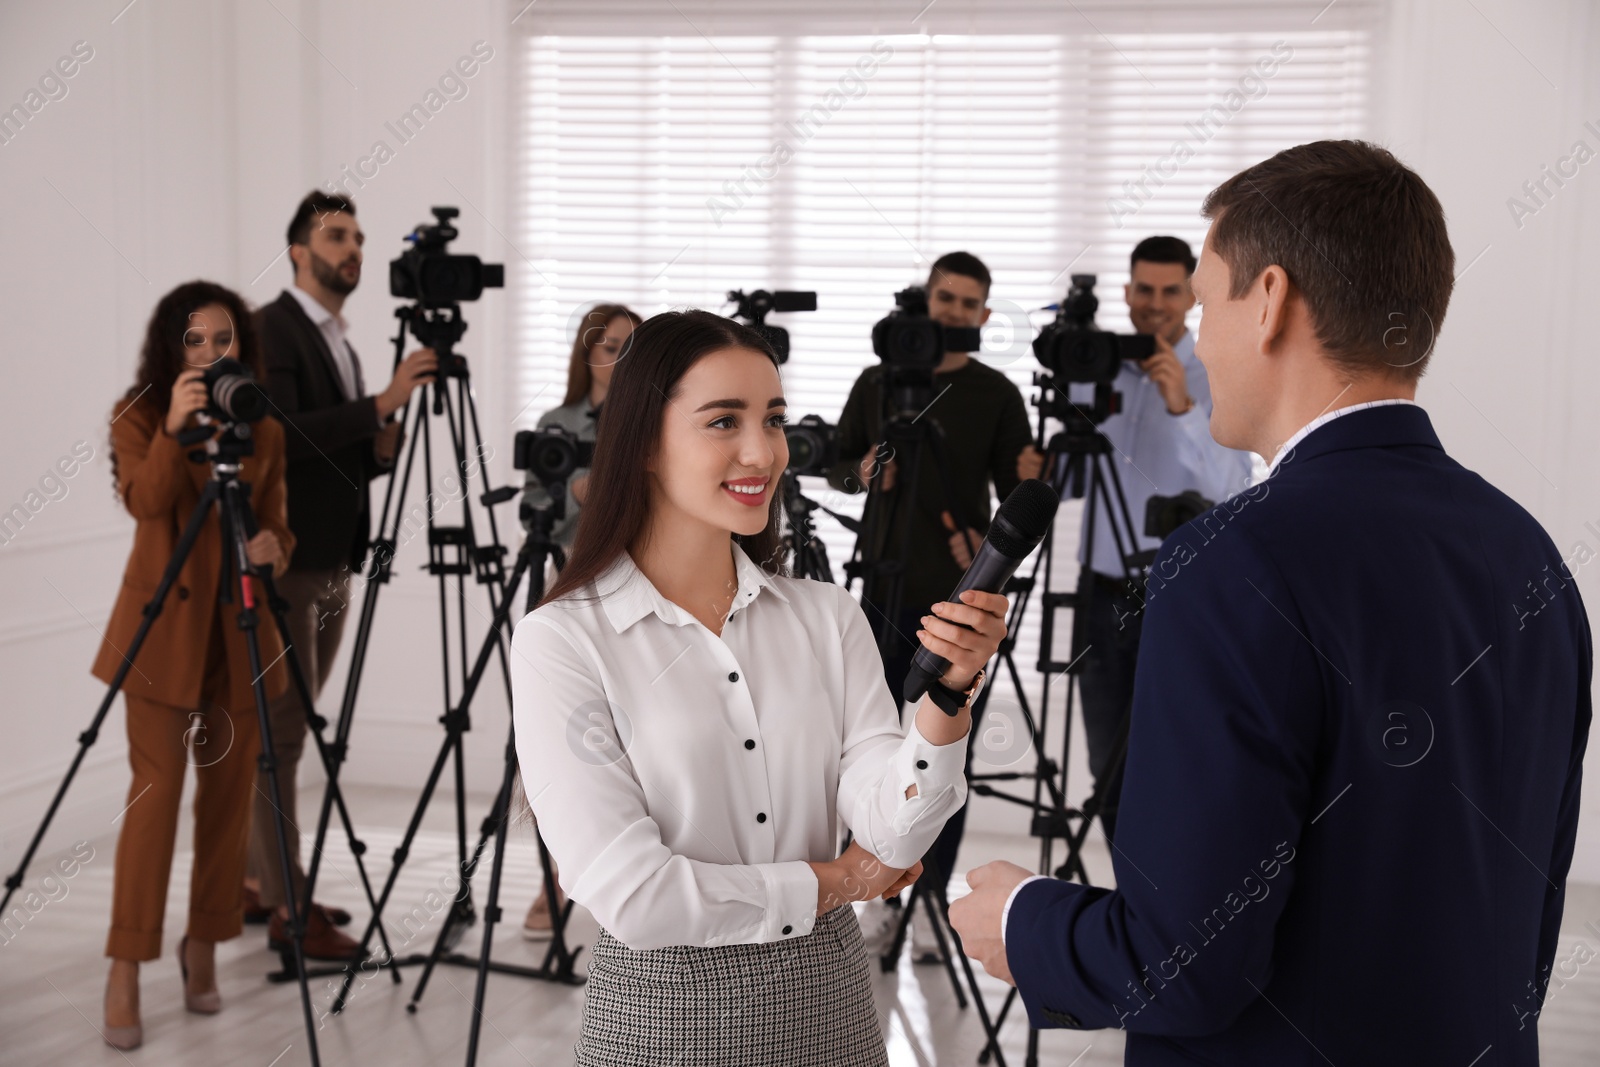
top-left (103, 967), bottom-right (142, 1050)
top-left (177, 935), bottom-right (222, 1014)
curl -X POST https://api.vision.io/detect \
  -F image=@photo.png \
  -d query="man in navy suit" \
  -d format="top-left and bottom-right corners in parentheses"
top-left (950, 139), bottom-right (1591, 1065)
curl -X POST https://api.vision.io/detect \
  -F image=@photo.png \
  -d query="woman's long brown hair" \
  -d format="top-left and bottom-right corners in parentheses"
top-left (537, 309), bottom-right (790, 610)
top-left (110, 280), bottom-right (261, 487)
top-left (561, 303), bottom-right (643, 407)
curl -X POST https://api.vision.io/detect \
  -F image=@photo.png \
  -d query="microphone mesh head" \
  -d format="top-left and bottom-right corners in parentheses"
top-left (989, 479), bottom-right (1060, 557)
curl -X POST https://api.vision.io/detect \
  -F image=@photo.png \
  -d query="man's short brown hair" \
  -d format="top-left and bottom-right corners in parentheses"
top-left (1200, 140), bottom-right (1454, 381)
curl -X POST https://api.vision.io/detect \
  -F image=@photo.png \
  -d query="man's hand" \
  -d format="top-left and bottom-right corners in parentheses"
top-left (376, 347), bottom-right (439, 419)
top-left (372, 420), bottom-right (404, 468)
top-left (948, 860), bottom-right (1034, 986)
top-left (857, 445), bottom-right (896, 492)
top-left (1016, 444), bottom-right (1046, 482)
top-left (942, 510), bottom-right (982, 570)
top-left (245, 530), bottom-right (286, 576)
top-left (1138, 333), bottom-right (1192, 415)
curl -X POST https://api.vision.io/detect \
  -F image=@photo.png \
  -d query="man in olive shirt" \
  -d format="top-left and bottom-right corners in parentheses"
top-left (826, 251), bottom-right (1033, 954)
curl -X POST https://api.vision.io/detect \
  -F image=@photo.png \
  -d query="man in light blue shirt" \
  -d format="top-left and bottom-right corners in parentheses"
top-left (1019, 236), bottom-right (1253, 840)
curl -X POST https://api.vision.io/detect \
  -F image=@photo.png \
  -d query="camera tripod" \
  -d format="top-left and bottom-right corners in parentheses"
top-left (396, 497), bottom-right (584, 1067)
top-left (963, 381), bottom-right (1148, 1067)
top-left (299, 303), bottom-right (541, 1020)
top-left (0, 420), bottom-right (363, 1067)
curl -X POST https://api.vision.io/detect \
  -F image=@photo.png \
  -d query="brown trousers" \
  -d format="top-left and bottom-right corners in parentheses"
top-left (107, 623), bottom-right (261, 961)
top-left (246, 567), bottom-right (351, 909)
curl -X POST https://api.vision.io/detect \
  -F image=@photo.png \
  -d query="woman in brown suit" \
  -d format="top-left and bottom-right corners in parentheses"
top-left (95, 281), bottom-right (295, 1049)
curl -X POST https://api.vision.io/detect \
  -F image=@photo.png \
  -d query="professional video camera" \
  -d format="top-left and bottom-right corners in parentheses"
top-left (871, 285), bottom-right (980, 370)
top-left (390, 207), bottom-right (505, 308)
top-left (1032, 274), bottom-right (1155, 384)
top-left (201, 357), bottom-right (269, 423)
top-left (727, 288), bottom-right (817, 364)
top-left (784, 414), bottom-right (839, 478)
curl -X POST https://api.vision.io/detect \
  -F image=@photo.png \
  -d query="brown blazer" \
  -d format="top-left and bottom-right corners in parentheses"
top-left (92, 398), bottom-right (297, 713)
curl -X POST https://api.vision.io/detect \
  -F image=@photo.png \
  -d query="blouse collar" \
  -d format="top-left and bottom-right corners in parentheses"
top-left (597, 541), bottom-right (789, 634)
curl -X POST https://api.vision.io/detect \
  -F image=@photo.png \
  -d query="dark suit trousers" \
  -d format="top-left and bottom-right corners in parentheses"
top-left (246, 567), bottom-right (351, 909)
top-left (107, 618), bottom-right (261, 960)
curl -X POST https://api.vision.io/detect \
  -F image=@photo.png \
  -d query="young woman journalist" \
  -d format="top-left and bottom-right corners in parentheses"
top-left (509, 310), bottom-right (1007, 1065)
top-left (95, 282), bottom-right (293, 1049)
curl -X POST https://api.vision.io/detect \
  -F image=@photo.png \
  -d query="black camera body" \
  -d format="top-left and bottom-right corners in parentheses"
top-left (1144, 489), bottom-right (1215, 540)
top-left (728, 288), bottom-right (817, 364)
top-left (390, 207), bottom-right (505, 307)
top-left (871, 285), bottom-right (980, 370)
top-left (784, 414), bottom-right (839, 477)
top-left (202, 358), bottom-right (269, 423)
top-left (1033, 274), bottom-right (1155, 383)
top-left (514, 427), bottom-right (595, 488)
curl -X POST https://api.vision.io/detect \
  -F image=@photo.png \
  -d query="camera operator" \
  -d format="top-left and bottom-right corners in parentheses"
top-left (521, 303), bottom-right (641, 552)
top-left (1017, 236), bottom-right (1254, 842)
top-left (241, 191), bottom-right (437, 960)
top-left (95, 282), bottom-right (293, 1049)
top-left (516, 301), bottom-right (639, 940)
top-left (825, 251), bottom-right (1033, 957)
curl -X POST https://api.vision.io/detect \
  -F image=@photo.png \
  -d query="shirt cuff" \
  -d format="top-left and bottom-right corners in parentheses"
top-left (891, 717), bottom-right (968, 834)
top-left (1001, 875), bottom-right (1048, 948)
top-left (758, 860), bottom-right (819, 941)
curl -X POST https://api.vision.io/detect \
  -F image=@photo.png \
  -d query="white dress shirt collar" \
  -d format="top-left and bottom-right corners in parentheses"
top-left (1267, 397), bottom-right (1419, 475)
top-left (287, 282), bottom-right (347, 333)
top-left (597, 541), bottom-right (791, 634)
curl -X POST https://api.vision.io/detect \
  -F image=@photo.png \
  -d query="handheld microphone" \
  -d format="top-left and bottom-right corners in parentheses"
top-left (903, 479), bottom-right (1060, 708)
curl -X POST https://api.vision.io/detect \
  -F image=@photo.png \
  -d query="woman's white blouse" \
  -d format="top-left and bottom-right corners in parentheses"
top-left (509, 543), bottom-right (969, 952)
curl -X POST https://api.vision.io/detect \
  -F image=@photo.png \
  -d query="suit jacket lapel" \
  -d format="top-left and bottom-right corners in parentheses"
top-left (277, 290), bottom-right (350, 402)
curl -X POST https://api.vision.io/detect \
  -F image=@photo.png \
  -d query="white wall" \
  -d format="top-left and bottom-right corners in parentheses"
top-left (2, 0), bottom-right (1597, 883)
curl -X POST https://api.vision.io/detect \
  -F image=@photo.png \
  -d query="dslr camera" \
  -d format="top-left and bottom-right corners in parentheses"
top-left (784, 414), bottom-right (839, 478)
top-left (514, 427), bottom-right (594, 489)
top-left (202, 358), bottom-right (269, 424)
top-left (1032, 274), bottom-right (1154, 383)
top-left (390, 207), bottom-right (505, 308)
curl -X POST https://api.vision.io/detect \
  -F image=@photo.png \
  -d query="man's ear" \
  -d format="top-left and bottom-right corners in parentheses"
top-left (287, 243), bottom-right (305, 276)
top-left (1257, 264), bottom-right (1292, 353)
top-left (978, 305), bottom-right (992, 326)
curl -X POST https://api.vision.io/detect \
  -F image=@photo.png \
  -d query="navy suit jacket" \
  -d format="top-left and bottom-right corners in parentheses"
top-left (1006, 404), bottom-right (1591, 1065)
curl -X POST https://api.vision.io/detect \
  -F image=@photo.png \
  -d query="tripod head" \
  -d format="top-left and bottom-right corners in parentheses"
top-left (182, 416), bottom-right (256, 478)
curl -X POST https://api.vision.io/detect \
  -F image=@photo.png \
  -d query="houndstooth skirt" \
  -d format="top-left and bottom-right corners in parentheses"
top-left (574, 905), bottom-right (888, 1067)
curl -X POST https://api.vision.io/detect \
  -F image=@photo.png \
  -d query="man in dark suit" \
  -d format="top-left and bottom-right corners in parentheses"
top-left (951, 140), bottom-right (1591, 1065)
top-left (244, 191), bottom-right (436, 959)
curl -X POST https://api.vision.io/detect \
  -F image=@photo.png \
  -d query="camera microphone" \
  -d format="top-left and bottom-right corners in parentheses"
top-left (902, 479), bottom-right (1060, 710)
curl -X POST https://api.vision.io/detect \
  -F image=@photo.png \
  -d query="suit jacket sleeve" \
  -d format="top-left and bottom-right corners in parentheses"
top-left (1005, 505), bottom-right (1322, 1035)
top-left (260, 307), bottom-right (382, 462)
top-left (1537, 611), bottom-right (1593, 1011)
top-left (112, 400), bottom-right (190, 520)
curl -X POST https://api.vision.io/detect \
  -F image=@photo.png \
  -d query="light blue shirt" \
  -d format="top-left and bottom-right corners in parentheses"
top-left (1072, 329), bottom-right (1255, 579)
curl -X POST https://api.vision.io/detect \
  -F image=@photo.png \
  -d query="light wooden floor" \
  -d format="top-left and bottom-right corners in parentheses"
top-left (3, 784), bottom-right (1597, 1066)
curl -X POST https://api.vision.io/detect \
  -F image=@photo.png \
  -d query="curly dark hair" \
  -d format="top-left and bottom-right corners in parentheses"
top-left (110, 280), bottom-right (263, 486)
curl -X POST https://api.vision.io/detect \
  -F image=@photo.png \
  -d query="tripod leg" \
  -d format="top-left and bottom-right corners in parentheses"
top-left (930, 880), bottom-right (1008, 1067)
top-left (462, 734), bottom-right (521, 1067)
top-left (220, 481), bottom-right (322, 1067)
top-left (1, 480), bottom-right (222, 915)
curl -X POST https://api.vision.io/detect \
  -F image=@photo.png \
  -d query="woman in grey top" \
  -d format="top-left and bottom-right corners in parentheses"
top-left (522, 302), bottom-right (639, 937)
